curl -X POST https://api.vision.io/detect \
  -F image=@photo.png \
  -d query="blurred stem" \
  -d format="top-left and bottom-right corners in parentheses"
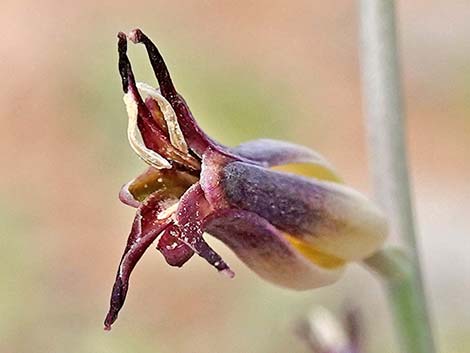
top-left (358, 1), bottom-right (436, 353)
top-left (363, 250), bottom-right (435, 353)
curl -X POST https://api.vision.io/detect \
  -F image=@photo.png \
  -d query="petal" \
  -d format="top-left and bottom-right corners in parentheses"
top-left (117, 33), bottom-right (200, 170)
top-left (119, 167), bottom-right (198, 207)
top-left (104, 191), bottom-right (177, 330)
top-left (127, 29), bottom-right (253, 164)
top-left (205, 209), bottom-right (343, 290)
top-left (173, 183), bottom-right (234, 277)
top-left (217, 162), bottom-right (387, 262)
top-left (231, 139), bottom-right (341, 182)
top-left (137, 82), bottom-right (189, 154)
top-left (127, 29), bottom-right (216, 157)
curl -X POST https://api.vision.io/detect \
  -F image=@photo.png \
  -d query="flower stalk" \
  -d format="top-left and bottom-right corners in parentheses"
top-left (358, 1), bottom-right (436, 352)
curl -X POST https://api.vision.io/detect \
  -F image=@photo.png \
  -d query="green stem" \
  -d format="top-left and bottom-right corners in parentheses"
top-left (358, 1), bottom-right (436, 352)
top-left (364, 249), bottom-right (435, 352)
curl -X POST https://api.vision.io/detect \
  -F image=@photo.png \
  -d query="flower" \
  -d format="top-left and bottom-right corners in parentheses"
top-left (104, 29), bottom-right (387, 330)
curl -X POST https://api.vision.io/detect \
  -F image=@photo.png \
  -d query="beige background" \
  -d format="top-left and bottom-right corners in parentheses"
top-left (1, 1), bottom-right (469, 352)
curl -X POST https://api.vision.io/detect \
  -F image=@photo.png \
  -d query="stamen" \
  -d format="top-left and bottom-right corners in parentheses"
top-left (156, 201), bottom-right (179, 220)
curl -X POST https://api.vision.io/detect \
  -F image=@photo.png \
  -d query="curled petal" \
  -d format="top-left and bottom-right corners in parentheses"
top-left (216, 162), bottom-right (387, 262)
top-left (205, 209), bottom-right (343, 290)
top-left (127, 29), bottom-right (255, 164)
top-left (117, 33), bottom-right (200, 170)
top-left (174, 183), bottom-right (234, 276)
top-left (137, 82), bottom-right (189, 154)
top-left (104, 192), bottom-right (176, 330)
top-left (119, 167), bottom-right (198, 207)
top-left (123, 81), bottom-right (171, 169)
top-left (128, 29), bottom-right (215, 156)
top-left (231, 139), bottom-right (341, 182)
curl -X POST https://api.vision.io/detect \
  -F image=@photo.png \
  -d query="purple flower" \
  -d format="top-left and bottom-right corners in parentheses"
top-left (104, 29), bottom-right (387, 330)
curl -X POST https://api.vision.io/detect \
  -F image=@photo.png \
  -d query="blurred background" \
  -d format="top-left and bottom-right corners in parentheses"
top-left (1, 1), bottom-right (469, 352)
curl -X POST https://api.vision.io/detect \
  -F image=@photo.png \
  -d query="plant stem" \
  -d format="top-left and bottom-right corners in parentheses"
top-left (363, 249), bottom-right (434, 352)
top-left (358, 1), bottom-right (436, 352)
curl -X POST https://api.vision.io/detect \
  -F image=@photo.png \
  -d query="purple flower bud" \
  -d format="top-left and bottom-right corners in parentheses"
top-left (104, 29), bottom-right (387, 330)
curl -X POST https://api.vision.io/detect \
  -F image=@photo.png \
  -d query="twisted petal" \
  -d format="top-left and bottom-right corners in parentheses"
top-left (127, 29), bottom-right (218, 156)
top-left (205, 209), bottom-right (343, 290)
top-left (217, 162), bottom-right (387, 262)
top-left (126, 29), bottom-right (258, 164)
top-left (104, 191), bottom-right (177, 330)
top-left (117, 33), bottom-right (200, 170)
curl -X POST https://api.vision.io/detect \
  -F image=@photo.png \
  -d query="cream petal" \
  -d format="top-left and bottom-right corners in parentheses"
top-left (136, 82), bottom-right (189, 154)
top-left (124, 92), bottom-right (172, 169)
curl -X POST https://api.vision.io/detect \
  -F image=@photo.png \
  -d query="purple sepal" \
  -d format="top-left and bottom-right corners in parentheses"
top-left (104, 192), bottom-right (173, 330)
top-left (219, 161), bottom-right (325, 237)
